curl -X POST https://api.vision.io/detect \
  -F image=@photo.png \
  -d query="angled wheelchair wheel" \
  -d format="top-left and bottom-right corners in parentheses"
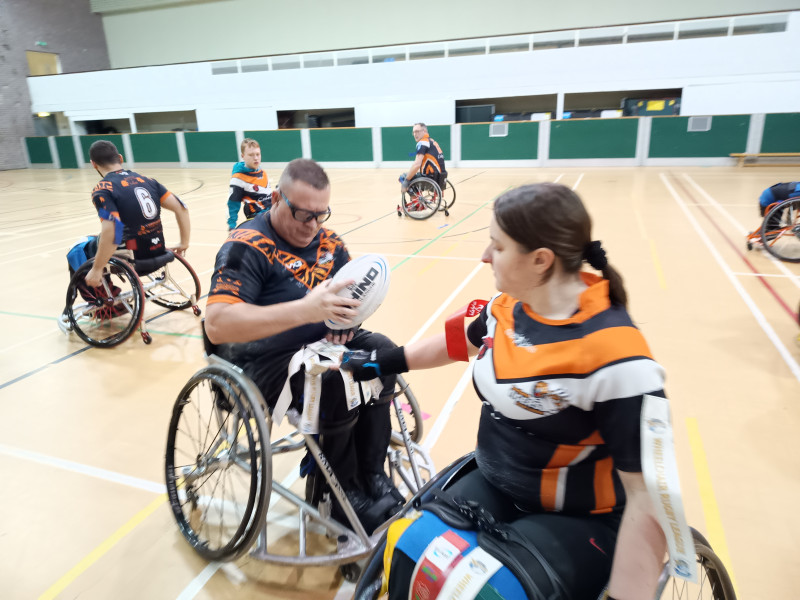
top-left (401, 177), bottom-right (441, 220)
top-left (165, 364), bottom-right (271, 561)
top-left (143, 253), bottom-right (202, 312)
top-left (654, 528), bottom-right (736, 600)
top-left (65, 257), bottom-right (144, 348)
top-left (760, 198), bottom-right (800, 262)
top-left (441, 179), bottom-right (456, 210)
top-left (390, 374), bottom-right (422, 446)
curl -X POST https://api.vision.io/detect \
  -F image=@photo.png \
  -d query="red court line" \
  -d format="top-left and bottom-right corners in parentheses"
top-left (671, 174), bottom-right (799, 323)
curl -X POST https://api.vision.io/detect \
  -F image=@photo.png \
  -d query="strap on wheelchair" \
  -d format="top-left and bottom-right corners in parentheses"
top-left (273, 341), bottom-right (383, 434)
top-left (134, 250), bottom-right (175, 276)
top-left (420, 488), bottom-right (572, 600)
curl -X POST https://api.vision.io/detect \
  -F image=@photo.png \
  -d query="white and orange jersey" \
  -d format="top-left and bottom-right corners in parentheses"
top-left (467, 273), bottom-right (665, 514)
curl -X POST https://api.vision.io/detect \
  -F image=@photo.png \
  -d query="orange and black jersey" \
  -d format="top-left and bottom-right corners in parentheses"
top-left (229, 168), bottom-right (272, 219)
top-left (466, 273), bottom-right (665, 515)
top-left (91, 169), bottom-right (172, 260)
top-left (415, 134), bottom-right (446, 178)
top-left (208, 212), bottom-right (349, 363)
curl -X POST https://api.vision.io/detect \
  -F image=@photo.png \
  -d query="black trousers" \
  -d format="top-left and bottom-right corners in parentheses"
top-left (244, 329), bottom-right (397, 489)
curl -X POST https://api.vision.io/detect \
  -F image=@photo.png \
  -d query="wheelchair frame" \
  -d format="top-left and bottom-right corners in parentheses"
top-left (62, 252), bottom-right (201, 347)
top-left (746, 197), bottom-right (800, 262)
top-left (352, 454), bottom-right (737, 600)
top-left (164, 350), bottom-right (435, 581)
top-left (398, 176), bottom-right (456, 220)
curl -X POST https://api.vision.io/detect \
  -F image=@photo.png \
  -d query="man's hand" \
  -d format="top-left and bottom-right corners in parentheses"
top-left (302, 278), bottom-right (361, 327)
top-left (325, 325), bottom-right (359, 345)
top-left (171, 244), bottom-right (188, 257)
top-left (399, 173), bottom-right (410, 192)
top-left (85, 266), bottom-right (105, 289)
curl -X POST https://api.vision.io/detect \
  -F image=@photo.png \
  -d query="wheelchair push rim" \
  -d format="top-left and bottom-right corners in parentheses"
top-left (401, 177), bottom-right (442, 220)
top-left (165, 366), bottom-right (272, 561)
top-left (760, 198), bottom-right (800, 262)
top-left (142, 251), bottom-right (202, 311)
top-left (65, 256), bottom-right (144, 348)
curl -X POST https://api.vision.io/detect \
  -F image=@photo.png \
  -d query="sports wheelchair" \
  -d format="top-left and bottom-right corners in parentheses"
top-left (745, 197), bottom-right (800, 262)
top-left (61, 251), bottom-right (201, 347)
top-left (163, 331), bottom-right (434, 582)
top-left (354, 454), bottom-right (737, 600)
top-left (398, 175), bottom-right (456, 220)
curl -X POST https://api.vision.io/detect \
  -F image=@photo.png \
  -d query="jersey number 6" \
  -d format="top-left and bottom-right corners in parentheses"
top-left (135, 187), bottom-right (158, 219)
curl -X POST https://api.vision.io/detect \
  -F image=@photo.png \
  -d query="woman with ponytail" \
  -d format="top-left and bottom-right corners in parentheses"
top-left (344, 183), bottom-right (668, 600)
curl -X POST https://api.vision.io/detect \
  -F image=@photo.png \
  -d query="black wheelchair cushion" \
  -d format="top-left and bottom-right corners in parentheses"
top-left (134, 251), bottom-right (174, 276)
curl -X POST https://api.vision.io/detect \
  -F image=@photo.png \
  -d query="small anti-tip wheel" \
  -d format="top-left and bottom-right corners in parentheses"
top-left (192, 306), bottom-right (202, 316)
top-left (142, 332), bottom-right (153, 344)
top-left (340, 562), bottom-right (362, 583)
top-left (444, 209), bottom-right (450, 217)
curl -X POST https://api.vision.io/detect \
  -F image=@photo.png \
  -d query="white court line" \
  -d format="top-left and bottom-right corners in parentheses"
top-left (682, 173), bottom-right (800, 290)
top-left (0, 443), bottom-right (166, 494)
top-left (572, 173), bottom-right (584, 190)
top-left (0, 327), bottom-right (60, 354)
top-left (732, 271), bottom-right (800, 279)
top-left (660, 173), bottom-right (800, 383)
top-left (423, 360), bottom-right (476, 452)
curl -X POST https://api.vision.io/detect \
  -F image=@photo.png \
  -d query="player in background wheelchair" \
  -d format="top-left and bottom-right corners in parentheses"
top-left (746, 181), bottom-right (800, 262)
top-left (205, 158), bottom-right (406, 534)
top-left (342, 183), bottom-right (696, 600)
top-left (58, 140), bottom-right (195, 346)
top-left (397, 122), bottom-right (455, 219)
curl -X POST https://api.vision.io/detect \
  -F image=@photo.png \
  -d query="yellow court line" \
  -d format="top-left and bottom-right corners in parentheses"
top-left (417, 242), bottom-right (461, 276)
top-left (685, 418), bottom-right (738, 590)
top-left (38, 493), bottom-right (167, 600)
top-left (648, 239), bottom-right (667, 290)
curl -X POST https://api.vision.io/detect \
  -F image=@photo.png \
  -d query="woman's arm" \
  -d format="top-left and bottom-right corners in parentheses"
top-left (606, 470), bottom-right (666, 600)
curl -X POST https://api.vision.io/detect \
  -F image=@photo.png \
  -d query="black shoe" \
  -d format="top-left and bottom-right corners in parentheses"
top-left (362, 471), bottom-right (404, 504)
top-left (333, 486), bottom-right (400, 535)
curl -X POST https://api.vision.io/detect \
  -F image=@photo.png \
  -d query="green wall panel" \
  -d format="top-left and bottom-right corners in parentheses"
top-left (461, 122), bottom-right (538, 160)
top-left (381, 126), bottom-right (451, 161)
top-left (55, 136), bottom-right (78, 169)
top-left (309, 128), bottom-right (373, 162)
top-left (244, 130), bottom-right (303, 162)
top-left (649, 115), bottom-right (749, 157)
top-left (550, 119), bottom-right (638, 159)
top-left (26, 137), bottom-right (52, 164)
top-left (129, 133), bottom-right (180, 162)
top-left (184, 131), bottom-right (238, 163)
top-left (760, 113), bottom-right (800, 153)
top-left (79, 134), bottom-right (123, 163)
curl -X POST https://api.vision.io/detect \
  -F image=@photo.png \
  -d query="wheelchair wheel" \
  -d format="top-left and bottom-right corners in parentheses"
top-left (144, 253), bottom-right (202, 312)
top-left (390, 374), bottom-right (423, 445)
top-left (65, 257), bottom-right (144, 348)
top-left (401, 177), bottom-right (442, 220)
top-left (440, 179), bottom-right (456, 210)
top-left (165, 365), bottom-right (271, 561)
top-left (760, 198), bottom-right (800, 262)
top-left (654, 528), bottom-right (737, 600)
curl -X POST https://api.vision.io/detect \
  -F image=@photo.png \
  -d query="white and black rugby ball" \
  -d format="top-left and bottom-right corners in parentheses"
top-left (325, 253), bottom-right (391, 330)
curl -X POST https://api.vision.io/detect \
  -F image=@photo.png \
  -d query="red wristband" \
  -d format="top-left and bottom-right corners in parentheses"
top-left (445, 299), bottom-right (487, 362)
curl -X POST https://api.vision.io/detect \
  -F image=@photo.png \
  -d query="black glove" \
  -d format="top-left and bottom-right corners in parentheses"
top-left (340, 346), bottom-right (408, 381)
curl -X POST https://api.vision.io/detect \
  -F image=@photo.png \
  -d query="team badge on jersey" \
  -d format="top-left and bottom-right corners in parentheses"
top-left (510, 380), bottom-right (570, 415)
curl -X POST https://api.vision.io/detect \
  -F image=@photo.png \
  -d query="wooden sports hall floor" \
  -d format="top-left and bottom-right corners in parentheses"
top-left (0, 164), bottom-right (798, 600)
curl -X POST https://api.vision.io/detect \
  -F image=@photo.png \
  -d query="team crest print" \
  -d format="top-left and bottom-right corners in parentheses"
top-left (509, 381), bottom-right (570, 415)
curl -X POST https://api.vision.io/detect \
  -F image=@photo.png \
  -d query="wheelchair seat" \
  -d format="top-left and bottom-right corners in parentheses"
top-left (133, 250), bottom-right (175, 277)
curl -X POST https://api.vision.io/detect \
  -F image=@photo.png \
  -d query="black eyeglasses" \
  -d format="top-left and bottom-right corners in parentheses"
top-left (280, 190), bottom-right (332, 224)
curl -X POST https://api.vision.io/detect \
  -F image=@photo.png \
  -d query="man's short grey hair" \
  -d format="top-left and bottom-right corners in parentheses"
top-left (413, 122), bottom-right (427, 130)
top-left (278, 158), bottom-right (330, 192)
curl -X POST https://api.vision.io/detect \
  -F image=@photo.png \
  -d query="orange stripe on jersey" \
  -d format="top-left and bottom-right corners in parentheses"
top-left (540, 468), bottom-right (560, 511)
top-left (591, 456), bottom-right (616, 514)
top-left (159, 191), bottom-right (170, 204)
top-left (225, 228), bottom-right (277, 263)
top-left (494, 324), bottom-right (653, 380)
top-left (206, 295), bottom-right (244, 306)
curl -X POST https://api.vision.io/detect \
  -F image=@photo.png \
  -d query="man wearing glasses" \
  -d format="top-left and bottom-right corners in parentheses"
top-left (206, 158), bottom-right (404, 533)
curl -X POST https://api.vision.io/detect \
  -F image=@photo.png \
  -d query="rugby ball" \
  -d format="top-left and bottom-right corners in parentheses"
top-left (324, 253), bottom-right (391, 330)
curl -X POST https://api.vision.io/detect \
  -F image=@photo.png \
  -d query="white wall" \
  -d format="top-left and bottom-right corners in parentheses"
top-left (28, 14), bottom-right (800, 130)
top-left (99, 0), bottom-right (800, 68)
